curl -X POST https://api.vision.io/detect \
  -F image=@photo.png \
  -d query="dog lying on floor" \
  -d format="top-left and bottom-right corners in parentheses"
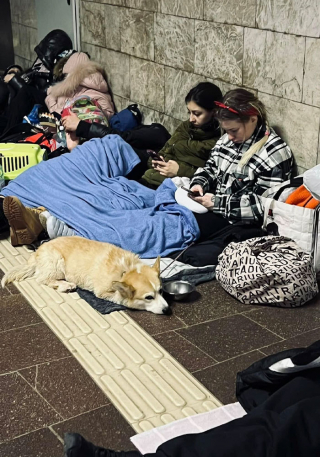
top-left (1, 236), bottom-right (171, 315)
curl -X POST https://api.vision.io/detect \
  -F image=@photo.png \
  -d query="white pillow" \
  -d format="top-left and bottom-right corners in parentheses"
top-left (175, 186), bottom-right (208, 214)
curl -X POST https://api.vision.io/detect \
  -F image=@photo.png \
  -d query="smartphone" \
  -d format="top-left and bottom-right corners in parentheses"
top-left (147, 149), bottom-right (165, 162)
top-left (181, 186), bottom-right (201, 197)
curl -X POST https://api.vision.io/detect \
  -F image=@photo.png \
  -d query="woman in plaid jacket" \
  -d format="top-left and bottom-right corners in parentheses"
top-left (190, 89), bottom-right (293, 240)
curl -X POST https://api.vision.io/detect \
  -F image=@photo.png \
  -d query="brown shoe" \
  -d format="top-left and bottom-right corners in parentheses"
top-left (3, 196), bottom-right (44, 246)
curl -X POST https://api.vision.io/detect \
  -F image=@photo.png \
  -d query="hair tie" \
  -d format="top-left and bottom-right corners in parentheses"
top-left (214, 101), bottom-right (239, 114)
top-left (215, 101), bottom-right (259, 117)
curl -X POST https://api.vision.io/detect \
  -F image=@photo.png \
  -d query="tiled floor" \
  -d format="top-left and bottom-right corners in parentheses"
top-left (0, 274), bottom-right (136, 455)
top-left (1, 274), bottom-right (320, 455)
top-left (127, 280), bottom-right (320, 404)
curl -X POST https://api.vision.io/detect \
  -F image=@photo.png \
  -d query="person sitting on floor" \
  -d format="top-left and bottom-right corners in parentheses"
top-left (45, 51), bottom-right (115, 120)
top-left (62, 81), bottom-right (223, 189)
top-left (1, 29), bottom-right (73, 134)
top-left (171, 88), bottom-right (293, 266)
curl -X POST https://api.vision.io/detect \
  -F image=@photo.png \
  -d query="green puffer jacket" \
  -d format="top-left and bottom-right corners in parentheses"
top-left (142, 120), bottom-right (220, 187)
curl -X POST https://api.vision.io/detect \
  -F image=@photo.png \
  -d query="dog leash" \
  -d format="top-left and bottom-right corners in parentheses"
top-left (160, 242), bottom-right (195, 275)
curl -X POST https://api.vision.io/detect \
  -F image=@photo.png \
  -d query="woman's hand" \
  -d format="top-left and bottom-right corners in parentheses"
top-left (192, 192), bottom-right (215, 209)
top-left (190, 185), bottom-right (204, 196)
top-left (66, 131), bottom-right (80, 151)
top-left (152, 159), bottom-right (179, 178)
top-left (62, 112), bottom-right (80, 132)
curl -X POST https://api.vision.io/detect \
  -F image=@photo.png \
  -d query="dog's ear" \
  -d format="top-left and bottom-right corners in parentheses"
top-left (152, 256), bottom-right (161, 275)
top-left (112, 281), bottom-right (135, 299)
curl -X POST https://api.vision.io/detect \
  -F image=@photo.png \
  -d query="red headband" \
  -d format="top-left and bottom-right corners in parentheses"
top-left (214, 101), bottom-right (259, 116)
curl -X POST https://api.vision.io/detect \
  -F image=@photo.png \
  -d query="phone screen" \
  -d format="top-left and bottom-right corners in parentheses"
top-left (181, 186), bottom-right (200, 197)
top-left (147, 150), bottom-right (164, 162)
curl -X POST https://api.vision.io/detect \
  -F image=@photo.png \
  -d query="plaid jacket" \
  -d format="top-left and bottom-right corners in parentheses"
top-left (190, 124), bottom-right (293, 223)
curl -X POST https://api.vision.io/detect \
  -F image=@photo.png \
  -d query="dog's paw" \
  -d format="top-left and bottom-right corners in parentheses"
top-left (56, 282), bottom-right (77, 293)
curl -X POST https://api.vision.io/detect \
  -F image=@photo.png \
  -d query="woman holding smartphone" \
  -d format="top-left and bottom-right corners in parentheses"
top-left (188, 88), bottom-right (293, 242)
top-left (62, 81), bottom-right (223, 189)
top-left (140, 81), bottom-right (222, 188)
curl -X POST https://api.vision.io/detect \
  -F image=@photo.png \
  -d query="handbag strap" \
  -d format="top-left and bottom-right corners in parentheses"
top-left (310, 203), bottom-right (320, 270)
top-left (262, 198), bottom-right (275, 230)
top-left (272, 177), bottom-right (303, 201)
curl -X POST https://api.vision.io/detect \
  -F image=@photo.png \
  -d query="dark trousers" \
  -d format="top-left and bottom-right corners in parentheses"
top-left (126, 148), bottom-right (150, 181)
top-left (126, 149), bottom-right (157, 190)
top-left (169, 212), bottom-right (264, 267)
top-left (0, 198), bottom-right (9, 232)
top-left (193, 211), bottom-right (230, 242)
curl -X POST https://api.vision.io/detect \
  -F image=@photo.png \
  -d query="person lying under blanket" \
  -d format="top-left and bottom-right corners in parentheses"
top-left (0, 135), bottom-right (199, 257)
top-left (61, 81), bottom-right (223, 189)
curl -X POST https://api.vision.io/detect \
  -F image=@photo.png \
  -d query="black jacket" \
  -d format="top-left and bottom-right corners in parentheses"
top-left (34, 29), bottom-right (73, 72)
top-left (152, 340), bottom-right (320, 457)
top-left (76, 120), bottom-right (171, 152)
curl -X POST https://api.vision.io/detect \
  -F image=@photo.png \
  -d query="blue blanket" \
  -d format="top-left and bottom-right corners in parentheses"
top-left (2, 135), bottom-right (199, 257)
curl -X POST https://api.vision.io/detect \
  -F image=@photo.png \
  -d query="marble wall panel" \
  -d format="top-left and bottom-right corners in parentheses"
top-left (12, 23), bottom-right (37, 61)
top-left (210, 79), bottom-right (255, 96)
top-left (112, 95), bottom-right (129, 111)
top-left (256, 0), bottom-right (320, 38)
top-left (81, 1), bottom-right (106, 47)
top-left (121, 9), bottom-right (154, 60)
top-left (104, 5), bottom-right (122, 51)
top-left (10, 0), bottom-right (20, 23)
top-left (243, 28), bottom-right (304, 102)
top-left (141, 106), bottom-right (181, 133)
top-left (19, 0), bottom-right (37, 27)
top-left (161, 115), bottom-right (182, 133)
top-left (303, 38), bottom-right (320, 108)
top-left (84, 0), bottom-right (125, 4)
top-left (130, 57), bottom-right (165, 111)
top-left (81, 42), bottom-right (102, 63)
top-left (164, 67), bottom-right (206, 121)
top-left (296, 166), bottom-right (308, 177)
top-left (10, 0), bottom-right (36, 27)
top-left (155, 14), bottom-right (194, 72)
top-left (14, 55), bottom-right (33, 70)
top-left (11, 22), bottom-right (20, 57)
top-left (195, 21), bottom-right (243, 85)
top-left (204, 0), bottom-right (255, 27)
top-left (100, 48), bottom-right (130, 98)
top-left (81, 43), bottom-right (130, 98)
top-left (125, 0), bottom-right (159, 11)
top-left (259, 92), bottom-right (320, 169)
top-left (160, 0), bottom-right (203, 19)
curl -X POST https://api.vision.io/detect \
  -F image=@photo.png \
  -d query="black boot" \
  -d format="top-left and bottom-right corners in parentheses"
top-left (64, 433), bottom-right (141, 457)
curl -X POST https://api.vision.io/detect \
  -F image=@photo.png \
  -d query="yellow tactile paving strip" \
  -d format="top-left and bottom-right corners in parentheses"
top-left (0, 239), bottom-right (222, 433)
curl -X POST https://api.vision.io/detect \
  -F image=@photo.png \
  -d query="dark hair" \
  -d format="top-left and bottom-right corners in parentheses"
top-left (215, 88), bottom-right (268, 124)
top-left (185, 82), bottom-right (223, 111)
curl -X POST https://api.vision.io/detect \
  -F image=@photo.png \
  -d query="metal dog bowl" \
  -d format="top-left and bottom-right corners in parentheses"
top-left (163, 280), bottom-right (195, 301)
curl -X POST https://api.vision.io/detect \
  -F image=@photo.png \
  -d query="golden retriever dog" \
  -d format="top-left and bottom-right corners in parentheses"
top-left (2, 236), bottom-right (171, 314)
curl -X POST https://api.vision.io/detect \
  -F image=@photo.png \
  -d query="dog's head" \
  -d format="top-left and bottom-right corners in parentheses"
top-left (112, 257), bottom-right (171, 315)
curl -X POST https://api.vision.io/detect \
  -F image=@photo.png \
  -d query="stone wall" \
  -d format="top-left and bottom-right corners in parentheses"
top-left (10, 0), bottom-right (37, 69)
top-left (9, 0), bottom-right (320, 172)
top-left (80, 0), bottom-right (320, 173)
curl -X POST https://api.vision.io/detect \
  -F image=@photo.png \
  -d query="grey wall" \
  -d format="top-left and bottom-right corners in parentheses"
top-left (80, 0), bottom-right (320, 173)
top-left (10, 0), bottom-right (320, 173)
top-left (0, 0), bottom-right (14, 70)
top-left (10, 0), bottom-right (37, 69)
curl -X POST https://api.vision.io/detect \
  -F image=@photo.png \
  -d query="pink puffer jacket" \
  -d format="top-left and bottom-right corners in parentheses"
top-left (45, 52), bottom-right (115, 119)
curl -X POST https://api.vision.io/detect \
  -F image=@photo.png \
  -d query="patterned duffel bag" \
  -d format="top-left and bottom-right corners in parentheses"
top-left (216, 235), bottom-right (318, 308)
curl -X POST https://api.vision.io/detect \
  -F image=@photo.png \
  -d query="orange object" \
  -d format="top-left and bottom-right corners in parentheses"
top-left (285, 185), bottom-right (320, 209)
